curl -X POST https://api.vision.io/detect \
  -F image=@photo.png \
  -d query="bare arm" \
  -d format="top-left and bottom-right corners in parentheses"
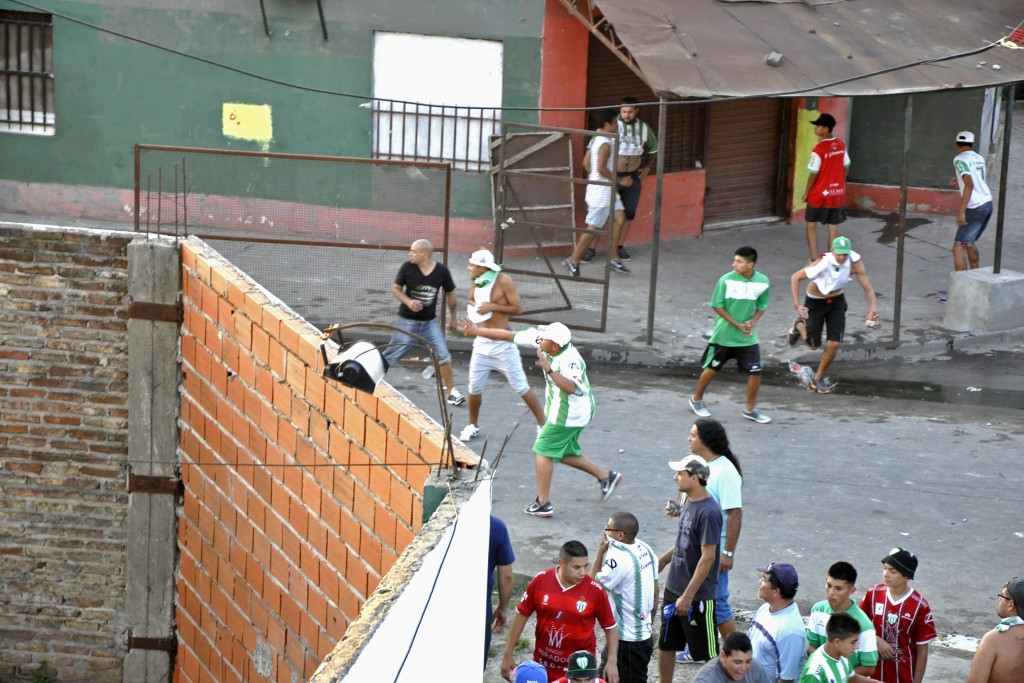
top-left (456, 319), bottom-right (515, 341)
top-left (964, 631), bottom-right (996, 683)
top-left (850, 260), bottom-right (878, 319)
top-left (791, 267), bottom-right (811, 317)
top-left (597, 143), bottom-right (614, 182)
top-left (492, 564), bottom-right (514, 633)
top-left (478, 275), bottom-right (523, 316)
top-left (391, 282), bottom-right (422, 312)
top-left (603, 625), bottom-right (620, 683)
top-left (912, 643), bottom-right (928, 683)
top-left (674, 544), bottom-right (716, 615)
top-left (958, 175), bottom-right (974, 226)
top-left (720, 507), bottom-right (741, 571)
top-left (444, 289), bottom-right (457, 330)
top-left (658, 548), bottom-right (673, 574)
top-left (500, 611), bottom-right (530, 682)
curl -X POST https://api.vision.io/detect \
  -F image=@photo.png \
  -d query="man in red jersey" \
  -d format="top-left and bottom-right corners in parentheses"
top-left (802, 113), bottom-right (851, 261)
top-left (858, 548), bottom-right (936, 683)
top-left (502, 540), bottom-right (620, 683)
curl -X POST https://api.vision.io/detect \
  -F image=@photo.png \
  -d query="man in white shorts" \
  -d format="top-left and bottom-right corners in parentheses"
top-left (458, 249), bottom-right (545, 443)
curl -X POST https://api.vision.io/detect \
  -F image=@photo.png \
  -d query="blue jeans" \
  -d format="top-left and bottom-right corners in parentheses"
top-left (381, 317), bottom-right (452, 367)
top-left (715, 569), bottom-right (733, 625)
top-left (954, 201), bottom-right (992, 246)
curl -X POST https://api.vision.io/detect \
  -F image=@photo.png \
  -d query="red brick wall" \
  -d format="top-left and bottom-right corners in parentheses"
top-left (175, 240), bottom-right (459, 682)
top-left (0, 225), bottom-right (132, 682)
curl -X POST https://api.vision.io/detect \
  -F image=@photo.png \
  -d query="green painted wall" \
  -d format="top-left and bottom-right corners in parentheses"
top-left (0, 0), bottom-right (542, 219)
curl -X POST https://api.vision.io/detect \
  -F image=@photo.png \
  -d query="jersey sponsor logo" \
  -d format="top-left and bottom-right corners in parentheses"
top-left (547, 624), bottom-right (569, 649)
top-left (555, 611), bottom-right (563, 621)
top-left (606, 558), bottom-right (618, 569)
top-left (576, 598), bottom-right (588, 613)
top-left (542, 594), bottom-right (550, 605)
top-left (874, 604), bottom-right (884, 615)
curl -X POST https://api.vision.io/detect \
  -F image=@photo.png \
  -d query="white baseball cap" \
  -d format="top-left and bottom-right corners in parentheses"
top-left (468, 249), bottom-right (501, 271)
top-left (537, 322), bottom-right (571, 347)
top-left (955, 131), bottom-right (974, 144)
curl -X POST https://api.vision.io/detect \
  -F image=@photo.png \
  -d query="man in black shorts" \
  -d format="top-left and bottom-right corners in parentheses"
top-left (658, 455), bottom-right (723, 683)
top-left (788, 236), bottom-right (878, 394)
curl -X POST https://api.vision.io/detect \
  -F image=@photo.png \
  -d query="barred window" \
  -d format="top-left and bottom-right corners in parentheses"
top-left (372, 33), bottom-right (502, 173)
top-left (1, 10), bottom-right (54, 135)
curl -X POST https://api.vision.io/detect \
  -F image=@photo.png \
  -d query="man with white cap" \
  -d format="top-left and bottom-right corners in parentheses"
top-left (457, 319), bottom-right (622, 517)
top-left (657, 455), bottom-right (723, 682)
top-left (966, 577), bottom-right (1024, 683)
top-left (459, 249), bottom-right (545, 443)
top-left (949, 130), bottom-right (993, 271)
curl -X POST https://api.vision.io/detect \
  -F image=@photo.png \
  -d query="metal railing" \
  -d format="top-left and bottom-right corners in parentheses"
top-left (372, 100), bottom-right (500, 173)
top-left (0, 10), bottom-right (54, 135)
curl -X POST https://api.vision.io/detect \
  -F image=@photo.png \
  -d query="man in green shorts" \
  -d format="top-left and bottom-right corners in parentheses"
top-left (458, 319), bottom-right (622, 517)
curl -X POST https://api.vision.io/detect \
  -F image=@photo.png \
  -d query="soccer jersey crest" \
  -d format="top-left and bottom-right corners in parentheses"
top-left (576, 598), bottom-right (588, 613)
top-left (887, 613), bottom-right (899, 625)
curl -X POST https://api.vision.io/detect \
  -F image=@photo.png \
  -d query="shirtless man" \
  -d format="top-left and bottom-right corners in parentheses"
top-left (965, 577), bottom-right (1024, 683)
top-left (458, 249), bottom-right (545, 443)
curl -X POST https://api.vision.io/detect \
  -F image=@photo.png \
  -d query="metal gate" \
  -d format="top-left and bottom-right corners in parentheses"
top-left (489, 121), bottom-right (614, 333)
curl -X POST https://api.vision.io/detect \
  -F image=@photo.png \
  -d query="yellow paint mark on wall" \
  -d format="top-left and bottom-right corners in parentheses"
top-left (222, 103), bottom-right (273, 152)
top-left (793, 108), bottom-right (821, 211)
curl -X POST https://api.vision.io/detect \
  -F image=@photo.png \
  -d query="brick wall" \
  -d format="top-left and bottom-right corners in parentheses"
top-left (176, 239), bottom-right (469, 682)
top-left (0, 225), bottom-right (133, 682)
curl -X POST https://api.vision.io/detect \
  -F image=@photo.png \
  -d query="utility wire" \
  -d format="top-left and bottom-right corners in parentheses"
top-left (6, 0), bottom-right (1018, 113)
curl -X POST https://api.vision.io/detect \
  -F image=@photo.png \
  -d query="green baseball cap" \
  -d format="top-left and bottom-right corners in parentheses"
top-left (831, 236), bottom-right (852, 254)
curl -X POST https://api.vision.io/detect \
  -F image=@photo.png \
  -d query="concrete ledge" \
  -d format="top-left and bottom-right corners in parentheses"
top-left (944, 267), bottom-right (1024, 332)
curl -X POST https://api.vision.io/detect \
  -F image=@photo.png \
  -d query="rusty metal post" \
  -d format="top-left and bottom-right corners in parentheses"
top-left (892, 94), bottom-right (913, 341)
top-left (646, 97), bottom-right (668, 346)
top-left (993, 83), bottom-right (1016, 275)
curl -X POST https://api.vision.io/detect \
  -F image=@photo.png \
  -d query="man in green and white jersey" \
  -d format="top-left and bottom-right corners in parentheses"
top-left (805, 562), bottom-right (879, 677)
top-left (801, 613), bottom-right (882, 683)
top-left (689, 246), bottom-right (771, 424)
top-left (592, 512), bottom-right (659, 683)
top-left (457, 319), bottom-right (622, 517)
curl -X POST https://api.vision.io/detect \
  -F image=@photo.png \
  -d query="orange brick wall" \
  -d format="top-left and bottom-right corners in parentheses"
top-left (175, 240), bottom-right (453, 682)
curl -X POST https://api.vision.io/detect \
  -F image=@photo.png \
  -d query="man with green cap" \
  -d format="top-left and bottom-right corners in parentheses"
top-left (788, 236), bottom-right (878, 394)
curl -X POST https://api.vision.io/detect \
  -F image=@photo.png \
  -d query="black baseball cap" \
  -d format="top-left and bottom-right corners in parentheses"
top-left (565, 650), bottom-right (599, 678)
top-left (810, 113), bottom-right (837, 129)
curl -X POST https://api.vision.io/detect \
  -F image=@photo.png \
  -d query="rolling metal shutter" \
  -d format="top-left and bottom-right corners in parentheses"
top-left (702, 98), bottom-right (786, 225)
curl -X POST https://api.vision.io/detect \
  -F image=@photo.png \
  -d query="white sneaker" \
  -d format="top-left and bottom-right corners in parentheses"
top-left (459, 424), bottom-right (480, 442)
top-left (447, 388), bottom-right (466, 406)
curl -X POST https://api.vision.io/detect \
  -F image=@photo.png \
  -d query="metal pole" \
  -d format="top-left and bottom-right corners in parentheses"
top-left (892, 95), bottom-right (913, 341)
top-left (646, 97), bottom-right (668, 345)
top-left (993, 83), bottom-right (1016, 275)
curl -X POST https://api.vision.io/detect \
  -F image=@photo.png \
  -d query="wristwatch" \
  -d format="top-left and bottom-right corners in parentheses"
top-left (722, 550), bottom-right (734, 558)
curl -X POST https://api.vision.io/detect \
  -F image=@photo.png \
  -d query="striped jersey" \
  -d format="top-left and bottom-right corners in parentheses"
top-left (617, 117), bottom-right (659, 157)
top-left (512, 330), bottom-right (595, 427)
top-left (858, 585), bottom-right (937, 683)
top-left (801, 645), bottom-right (854, 683)
top-left (595, 537), bottom-right (658, 642)
top-left (806, 599), bottom-right (879, 670)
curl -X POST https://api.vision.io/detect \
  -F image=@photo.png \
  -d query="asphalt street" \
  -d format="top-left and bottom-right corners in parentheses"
top-left (387, 347), bottom-right (1024, 683)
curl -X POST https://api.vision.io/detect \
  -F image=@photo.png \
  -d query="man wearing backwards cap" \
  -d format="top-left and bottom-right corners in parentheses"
top-left (964, 577), bottom-right (1024, 683)
top-left (459, 249), bottom-right (545, 444)
top-left (788, 235), bottom-right (878, 395)
top-left (456, 318), bottom-right (622, 517)
top-left (749, 562), bottom-right (807, 683)
top-left (858, 548), bottom-right (936, 683)
top-left (657, 455), bottom-right (723, 682)
top-left (802, 113), bottom-right (851, 261)
top-left (949, 130), bottom-right (993, 271)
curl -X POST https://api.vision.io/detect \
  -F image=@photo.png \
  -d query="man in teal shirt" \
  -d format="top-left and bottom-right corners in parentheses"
top-left (688, 246), bottom-right (771, 424)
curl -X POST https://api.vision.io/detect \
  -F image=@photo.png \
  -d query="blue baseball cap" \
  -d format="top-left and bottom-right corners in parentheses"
top-left (514, 660), bottom-right (548, 683)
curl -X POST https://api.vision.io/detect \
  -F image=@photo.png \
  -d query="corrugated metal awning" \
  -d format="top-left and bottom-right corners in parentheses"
top-left (592, 0), bottom-right (1024, 99)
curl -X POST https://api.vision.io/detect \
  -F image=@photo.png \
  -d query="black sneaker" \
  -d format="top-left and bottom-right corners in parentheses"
top-left (610, 259), bottom-right (630, 274)
top-left (580, 247), bottom-right (596, 263)
top-left (617, 245), bottom-right (632, 261)
top-left (524, 498), bottom-right (554, 517)
top-left (562, 258), bottom-right (580, 278)
top-left (786, 319), bottom-right (804, 347)
top-left (600, 471), bottom-right (623, 502)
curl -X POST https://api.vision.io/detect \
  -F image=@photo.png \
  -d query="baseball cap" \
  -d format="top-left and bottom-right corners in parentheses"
top-left (565, 650), bottom-right (599, 678)
top-left (1007, 577), bottom-right (1024, 619)
top-left (810, 113), bottom-right (836, 129)
top-left (831, 236), bottom-right (852, 255)
top-left (756, 562), bottom-right (800, 592)
top-left (882, 547), bottom-right (918, 579)
top-left (537, 322), bottom-right (571, 347)
top-left (668, 454), bottom-right (710, 482)
top-left (469, 249), bottom-right (502, 272)
top-left (956, 130), bottom-right (975, 144)
top-left (514, 660), bottom-right (548, 683)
